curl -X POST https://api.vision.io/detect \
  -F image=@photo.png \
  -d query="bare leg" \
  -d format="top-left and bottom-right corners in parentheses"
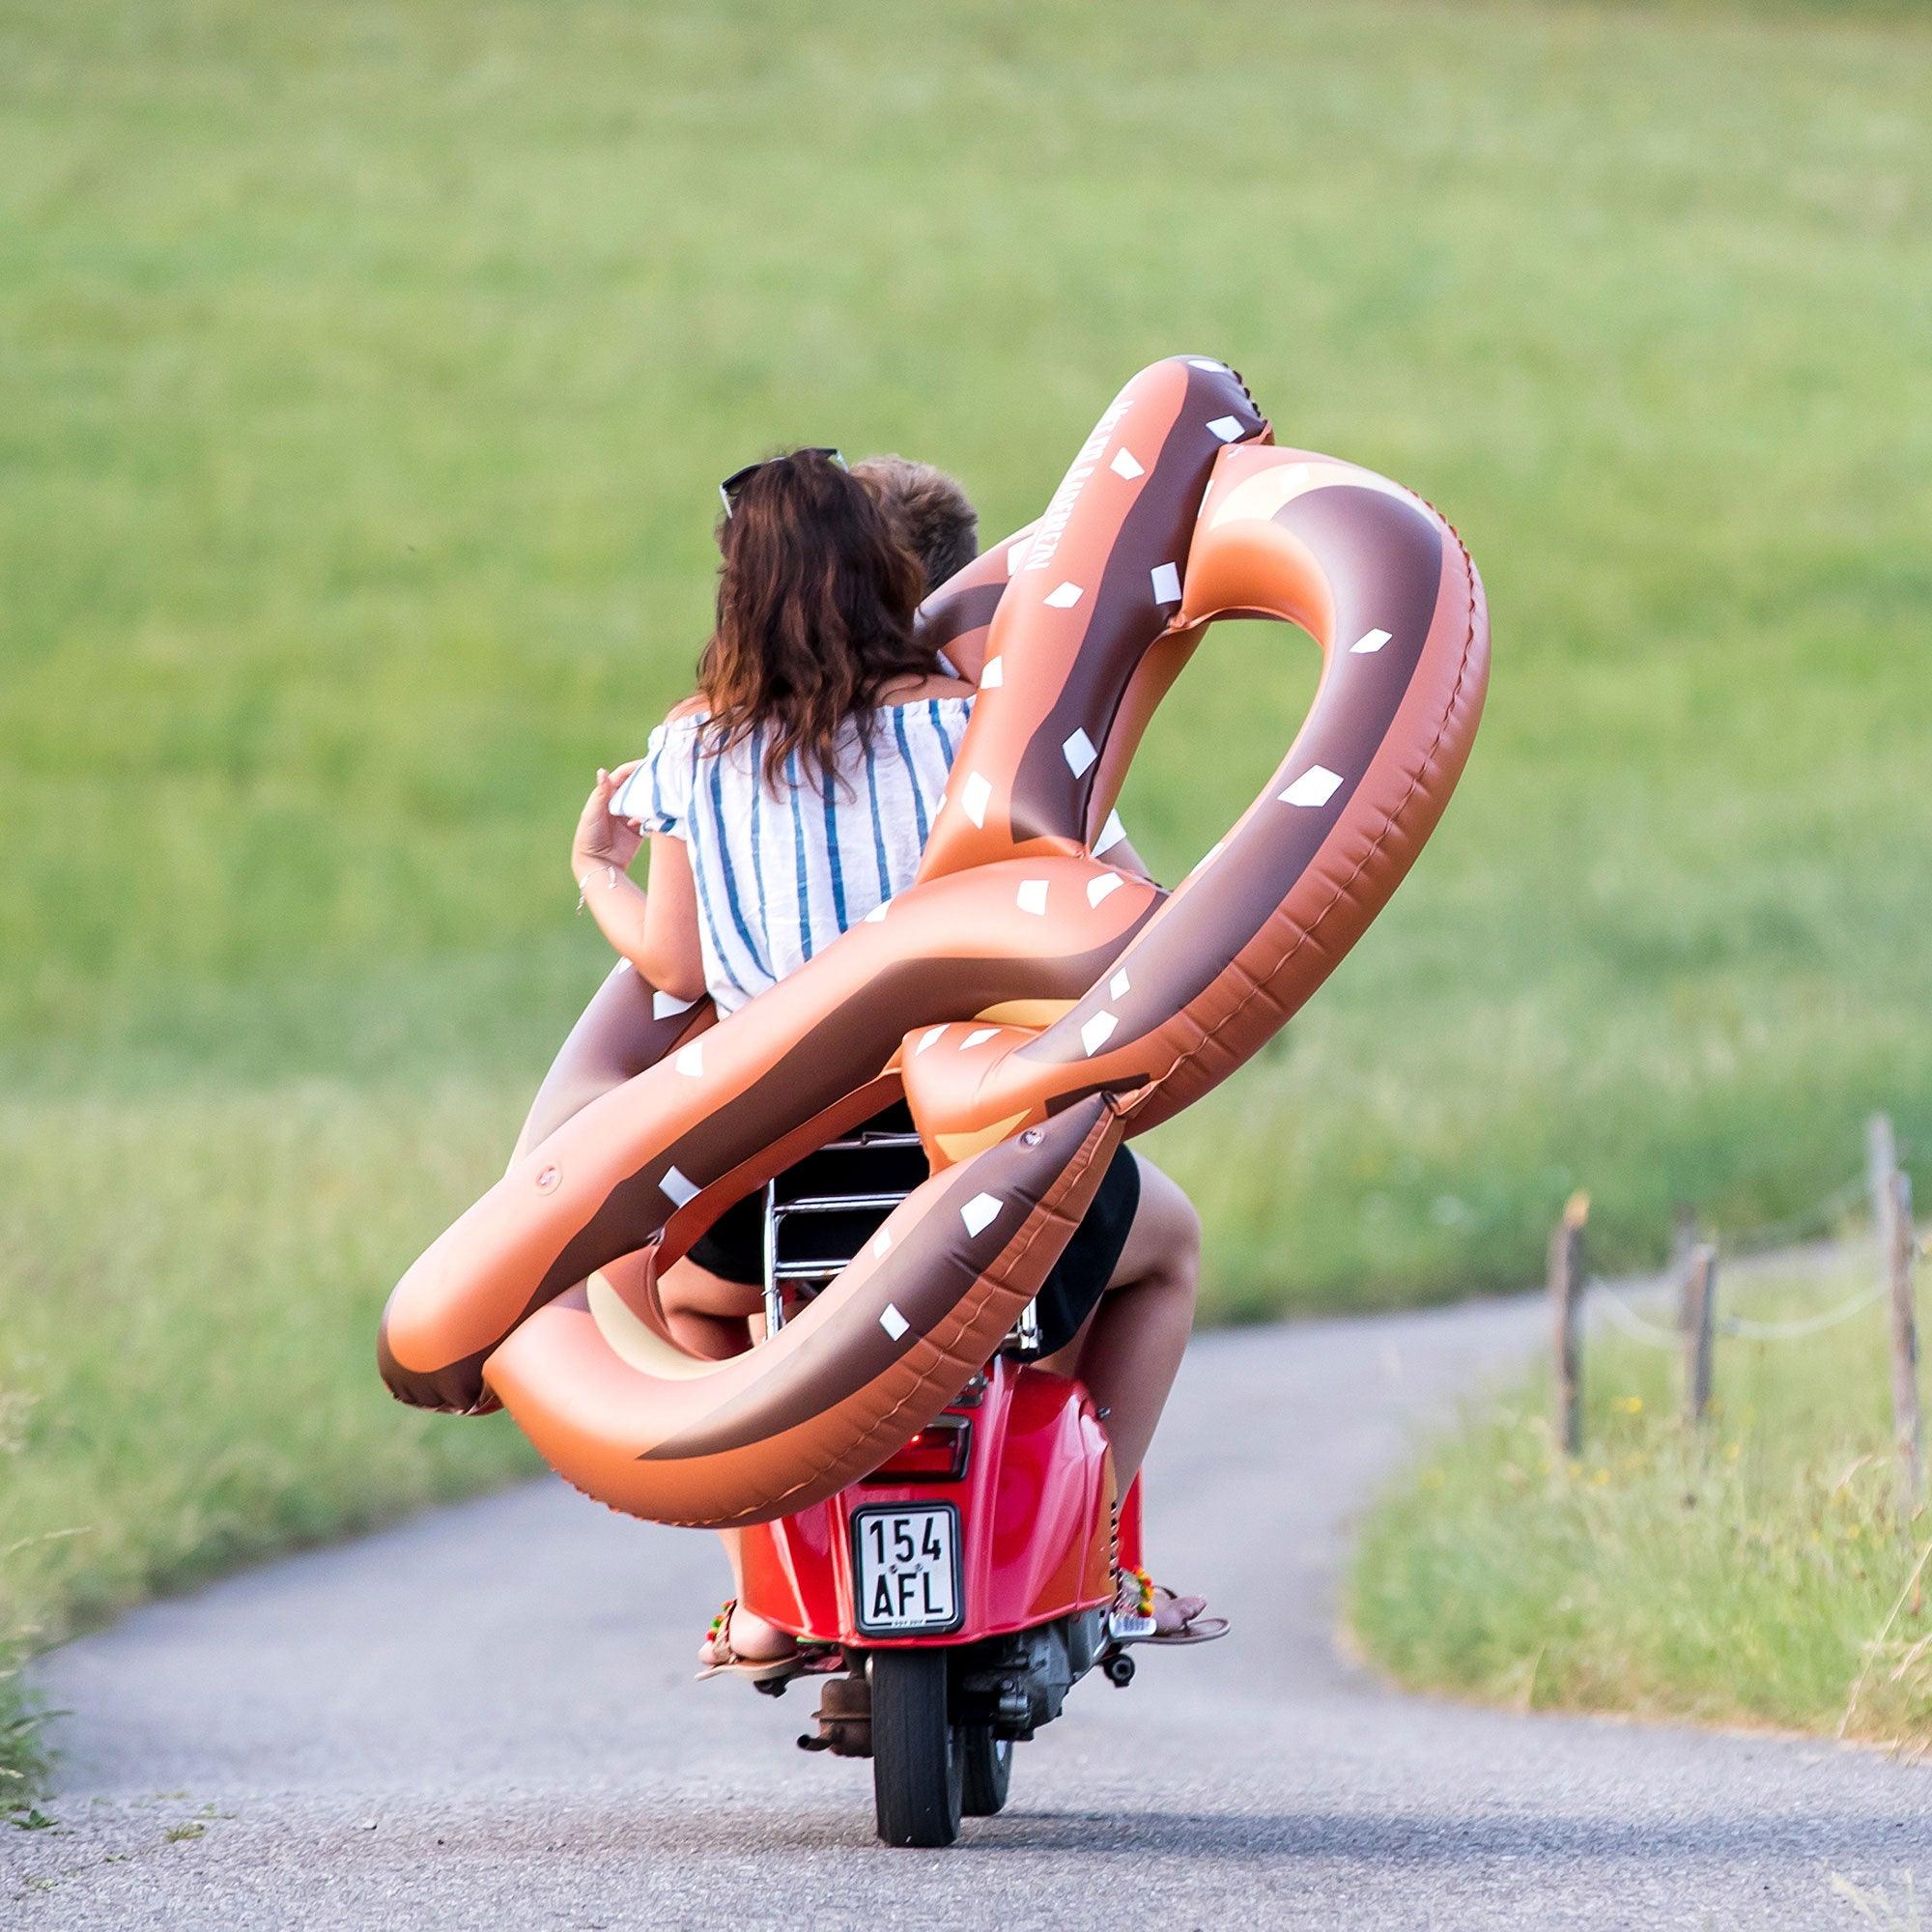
top-left (654, 1257), bottom-right (800, 1664)
top-left (1044, 1153), bottom-right (1201, 1492)
top-left (656, 1254), bottom-right (761, 1362)
top-left (1041, 1154), bottom-right (1206, 1634)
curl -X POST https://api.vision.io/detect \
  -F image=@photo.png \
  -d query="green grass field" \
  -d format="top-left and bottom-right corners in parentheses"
top-left (4, 0), bottom-right (1929, 1792)
top-left (1349, 1246), bottom-right (1932, 1747)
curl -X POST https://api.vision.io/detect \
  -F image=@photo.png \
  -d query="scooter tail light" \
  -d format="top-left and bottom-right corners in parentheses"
top-left (867, 1414), bottom-right (971, 1483)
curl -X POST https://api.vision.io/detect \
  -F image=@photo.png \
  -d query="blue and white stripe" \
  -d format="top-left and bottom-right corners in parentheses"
top-left (629, 700), bottom-right (971, 1013)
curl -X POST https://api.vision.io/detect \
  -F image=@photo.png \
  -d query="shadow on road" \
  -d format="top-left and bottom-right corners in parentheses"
top-left (974, 1804), bottom-right (1928, 1865)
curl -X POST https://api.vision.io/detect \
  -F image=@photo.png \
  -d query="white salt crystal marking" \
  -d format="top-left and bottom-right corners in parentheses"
top-left (960, 1193), bottom-right (1003, 1237)
top-left (1279, 765), bottom-right (1344, 808)
top-left (961, 771), bottom-right (992, 828)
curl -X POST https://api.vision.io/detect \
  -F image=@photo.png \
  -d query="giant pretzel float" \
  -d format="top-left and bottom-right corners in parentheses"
top-left (380, 357), bottom-right (1490, 1528)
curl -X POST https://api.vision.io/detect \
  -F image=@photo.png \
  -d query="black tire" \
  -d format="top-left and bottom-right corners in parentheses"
top-left (869, 1651), bottom-right (962, 1848)
top-left (957, 1725), bottom-right (1012, 1817)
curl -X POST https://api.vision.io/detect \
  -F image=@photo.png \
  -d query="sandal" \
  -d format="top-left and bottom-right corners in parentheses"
top-left (1106, 1569), bottom-right (1230, 1647)
top-left (695, 1599), bottom-right (836, 1683)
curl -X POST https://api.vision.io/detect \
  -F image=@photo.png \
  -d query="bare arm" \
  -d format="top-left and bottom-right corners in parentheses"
top-left (570, 767), bottom-right (707, 1001)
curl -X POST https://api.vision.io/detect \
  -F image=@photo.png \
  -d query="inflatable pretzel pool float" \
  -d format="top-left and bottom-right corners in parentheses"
top-left (380, 356), bottom-right (1490, 1528)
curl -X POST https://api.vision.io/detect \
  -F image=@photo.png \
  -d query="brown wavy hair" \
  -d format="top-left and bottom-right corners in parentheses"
top-left (698, 449), bottom-right (932, 789)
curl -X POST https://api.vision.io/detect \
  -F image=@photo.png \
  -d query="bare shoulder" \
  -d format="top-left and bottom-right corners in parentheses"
top-left (655, 696), bottom-right (712, 745)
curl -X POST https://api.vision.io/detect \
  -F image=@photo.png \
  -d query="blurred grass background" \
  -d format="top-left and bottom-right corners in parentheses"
top-left (3, 0), bottom-right (1929, 1784)
top-left (1349, 1246), bottom-right (1932, 1747)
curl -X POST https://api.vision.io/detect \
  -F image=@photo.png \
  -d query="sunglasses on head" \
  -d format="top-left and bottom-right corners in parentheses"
top-left (718, 447), bottom-right (846, 517)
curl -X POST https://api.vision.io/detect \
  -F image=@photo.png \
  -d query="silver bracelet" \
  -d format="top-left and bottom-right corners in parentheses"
top-left (575, 864), bottom-right (617, 914)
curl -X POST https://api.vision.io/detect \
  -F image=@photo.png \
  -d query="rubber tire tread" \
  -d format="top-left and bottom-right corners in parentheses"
top-left (958, 1725), bottom-right (1012, 1817)
top-left (870, 1651), bottom-right (963, 1848)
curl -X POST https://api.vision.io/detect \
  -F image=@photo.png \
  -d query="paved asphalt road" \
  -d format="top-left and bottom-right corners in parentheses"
top-left (11, 1293), bottom-right (1930, 1929)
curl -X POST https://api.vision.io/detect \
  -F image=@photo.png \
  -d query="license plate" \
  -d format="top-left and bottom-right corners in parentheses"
top-left (851, 1504), bottom-right (962, 1635)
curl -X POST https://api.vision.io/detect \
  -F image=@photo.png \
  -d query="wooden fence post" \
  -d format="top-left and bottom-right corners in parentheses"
top-left (1887, 1169), bottom-right (1921, 1510)
top-left (1550, 1192), bottom-right (1589, 1457)
top-left (1870, 1113), bottom-right (1899, 1258)
top-left (1670, 1203), bottom-right (1700, 1274)
top-left (1680, 1241), bottom-right (1718, 1430)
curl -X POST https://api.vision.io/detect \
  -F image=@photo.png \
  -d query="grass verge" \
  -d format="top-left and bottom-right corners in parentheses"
top-left (1349, 1247), bottom-right (1932, 1749)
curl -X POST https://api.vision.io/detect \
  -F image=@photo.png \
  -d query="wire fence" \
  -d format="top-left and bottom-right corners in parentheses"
top-left (1586, 1144), bottom-right (1914, 1350)
top-left (1592, 1269), bottom-right (1890, 1349)
top-left (1549, 1114), bottom-right (1924, 1497)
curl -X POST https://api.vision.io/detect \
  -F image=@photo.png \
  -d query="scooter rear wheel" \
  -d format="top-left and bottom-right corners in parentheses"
top-left (869, 1651), bottom-right (962, 1848)
top-left (957, 1725), bottom-right (1012, 1816)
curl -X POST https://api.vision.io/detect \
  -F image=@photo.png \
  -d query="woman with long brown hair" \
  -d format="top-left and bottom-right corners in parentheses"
top-left (547, 449), bottom-right (1215, 1668)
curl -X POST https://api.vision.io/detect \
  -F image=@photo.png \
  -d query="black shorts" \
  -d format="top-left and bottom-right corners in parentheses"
top-left (689, 1109), bottom-right (1140, 1356)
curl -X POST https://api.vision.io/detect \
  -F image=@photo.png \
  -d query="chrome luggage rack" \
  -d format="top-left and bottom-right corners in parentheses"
top-left (761, 1123), bottom-right (1042, 1356)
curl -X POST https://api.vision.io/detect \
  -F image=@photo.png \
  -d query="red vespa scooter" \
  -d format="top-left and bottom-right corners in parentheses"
top-left (729, 1117), bottom-right (1156, 1848)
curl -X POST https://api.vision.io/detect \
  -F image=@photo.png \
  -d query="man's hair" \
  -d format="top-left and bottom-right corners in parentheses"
top-left (852, 455), bottom-right (980, 595)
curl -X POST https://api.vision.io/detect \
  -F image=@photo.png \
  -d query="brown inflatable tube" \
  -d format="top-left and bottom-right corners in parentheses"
top-left (380, 356), bottom-right (1490, 1528)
